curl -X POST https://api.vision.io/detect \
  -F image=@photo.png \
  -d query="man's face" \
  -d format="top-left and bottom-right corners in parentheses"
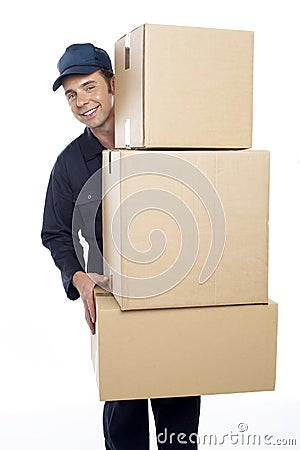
top-left (62, 70), bottom-right (115, 130)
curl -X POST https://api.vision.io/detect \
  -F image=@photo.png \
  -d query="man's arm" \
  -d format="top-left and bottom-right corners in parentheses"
top-left (41, 159), bottom-right (85, 299)
top-left (42, 152), bottom-right (108, 333)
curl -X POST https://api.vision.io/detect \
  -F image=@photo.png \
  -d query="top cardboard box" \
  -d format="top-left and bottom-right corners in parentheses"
top-left (115, 24), bottom-right (254, 149)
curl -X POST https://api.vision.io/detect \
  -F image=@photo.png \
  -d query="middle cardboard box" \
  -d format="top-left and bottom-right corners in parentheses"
top-left (102, 149), bottom-right (269, 311)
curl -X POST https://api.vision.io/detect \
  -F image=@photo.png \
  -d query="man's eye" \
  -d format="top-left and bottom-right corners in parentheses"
top-left (86, 86), bottom-right (95, 91)
top-left (68, 93), bottom-right (76, 102)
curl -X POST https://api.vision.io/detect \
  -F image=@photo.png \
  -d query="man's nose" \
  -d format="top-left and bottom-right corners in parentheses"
top-left (76, 91), bottom-right (89, 107)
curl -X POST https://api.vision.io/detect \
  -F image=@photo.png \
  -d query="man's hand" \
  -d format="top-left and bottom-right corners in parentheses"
top-left (72, 271), bottom-right (108, 334)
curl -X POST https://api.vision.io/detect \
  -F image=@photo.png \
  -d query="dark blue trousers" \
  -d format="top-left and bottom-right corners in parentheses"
top-left (103, 396), bottom-right (201, 449)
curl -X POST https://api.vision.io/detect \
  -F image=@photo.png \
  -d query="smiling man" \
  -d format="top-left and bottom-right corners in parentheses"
top-left (41, 43), bottom-right (200, 450)
top-left (63, 69), bottom-right (115, 148)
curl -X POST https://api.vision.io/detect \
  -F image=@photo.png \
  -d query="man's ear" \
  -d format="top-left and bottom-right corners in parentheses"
top-left (111, 75), bottom-right (115, 95)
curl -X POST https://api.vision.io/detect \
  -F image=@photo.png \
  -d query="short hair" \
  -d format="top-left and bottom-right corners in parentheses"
top-left (98, 68), bottom-right (114, 93)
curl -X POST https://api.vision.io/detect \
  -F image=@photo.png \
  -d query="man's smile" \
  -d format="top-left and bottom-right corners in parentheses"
top-left (81, 106), bottom-right (99, 118)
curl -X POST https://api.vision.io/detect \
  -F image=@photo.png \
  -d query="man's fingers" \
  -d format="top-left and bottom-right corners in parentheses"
top-left (84, 295), bottom-right (96, 323)
top-left (85, 310), bottom-right (95, 334)
top-left (75, 272), bottom-right (106, 334)
top-left (84, 302), bottom-right (96, 334)
top-left (88, 273), bottom-right (109, 285)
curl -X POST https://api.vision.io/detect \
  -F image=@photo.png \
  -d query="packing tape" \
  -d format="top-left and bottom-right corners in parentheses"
top-left (125, 32), bottom-right (131, 49)
top-left (125, 118), bottom-right (131, 148)
top-left (125, 32), bottom-right (131, 69)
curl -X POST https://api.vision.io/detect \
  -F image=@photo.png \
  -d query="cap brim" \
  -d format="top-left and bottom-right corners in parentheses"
top-left (52, 65), bottom-right (102, 91)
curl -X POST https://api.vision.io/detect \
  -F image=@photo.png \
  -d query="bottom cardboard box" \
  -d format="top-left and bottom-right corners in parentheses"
top-left (91, 289), bottom-right (278, 401)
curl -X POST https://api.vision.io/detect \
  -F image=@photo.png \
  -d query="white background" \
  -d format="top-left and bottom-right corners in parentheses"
top-left (1, 0), bottom-right (300, 448)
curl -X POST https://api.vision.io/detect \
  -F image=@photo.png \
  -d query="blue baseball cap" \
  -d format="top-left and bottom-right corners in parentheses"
top-left (53, 43), bottom-right (113, 91)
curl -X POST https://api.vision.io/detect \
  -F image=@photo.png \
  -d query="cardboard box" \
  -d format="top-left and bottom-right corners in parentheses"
top-left (115, 24), bottom-right (253, 149)
top-left (102, 149), bottom-right (269, 310)
top-left (91, 289), bottom-right (278, 401)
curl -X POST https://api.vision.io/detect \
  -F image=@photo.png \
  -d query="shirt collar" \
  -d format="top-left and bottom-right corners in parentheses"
top-left (82, 127), bottom-right (106, 161)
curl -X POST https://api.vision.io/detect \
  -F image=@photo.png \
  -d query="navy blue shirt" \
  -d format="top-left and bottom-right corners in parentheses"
top-left (41, 127), bottom-right (104, 300)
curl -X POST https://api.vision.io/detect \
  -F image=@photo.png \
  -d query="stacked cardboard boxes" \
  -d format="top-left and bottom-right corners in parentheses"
top-left (91, 24), bottom-right (278, 401)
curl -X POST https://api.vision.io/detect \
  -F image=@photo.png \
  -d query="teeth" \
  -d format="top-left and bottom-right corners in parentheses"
top-left (83, 107), bottom-right (97, 116)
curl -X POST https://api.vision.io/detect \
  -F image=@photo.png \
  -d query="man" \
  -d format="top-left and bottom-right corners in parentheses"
top-left (41, 43), bottom-right (201, 450)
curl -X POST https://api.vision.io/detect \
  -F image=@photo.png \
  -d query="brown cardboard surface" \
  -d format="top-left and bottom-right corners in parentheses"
top-left (91, 290), bottom-right (278, 401)
top-left (115, 24), bottom-right (253, 149)
top-left (102, 149), bottom-right (269, 310)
